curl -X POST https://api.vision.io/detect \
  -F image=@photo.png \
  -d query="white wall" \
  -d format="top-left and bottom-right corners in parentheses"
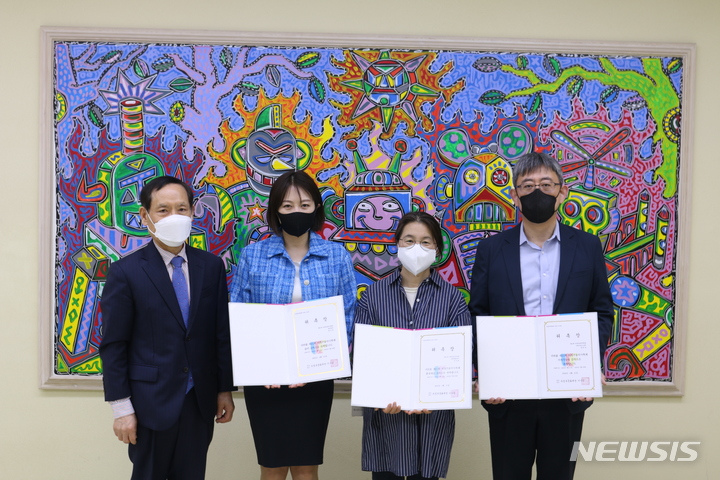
top-left (1, 0), bottom-right (718, 478)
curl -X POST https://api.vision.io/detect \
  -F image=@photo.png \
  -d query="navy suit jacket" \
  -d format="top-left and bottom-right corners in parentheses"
top-left (99, 242), bottom-right (233, 431)
top-left (469, 223), bottom-right (613, 415)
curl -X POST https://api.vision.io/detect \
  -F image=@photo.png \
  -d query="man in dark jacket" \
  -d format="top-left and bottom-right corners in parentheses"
top-left (100, 176), bottom-right (234, 479)
top-left (470, 152), bottom-right (613, 480)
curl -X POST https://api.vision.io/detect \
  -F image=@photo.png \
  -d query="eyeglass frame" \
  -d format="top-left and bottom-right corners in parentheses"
top-left (515, 182), bottom-right (562, 195)
top-left (397, 236), bottom-right (437, 250)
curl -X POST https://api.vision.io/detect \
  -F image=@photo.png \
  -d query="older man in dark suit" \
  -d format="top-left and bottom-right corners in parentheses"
top-left (469, 152), bottom-right (613, 480)
top-left (100, 175), bottom-right (234, 480)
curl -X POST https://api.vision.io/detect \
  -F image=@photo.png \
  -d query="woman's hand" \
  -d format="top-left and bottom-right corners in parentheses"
top-left (263, 384), bottom-right (306, 389)
top-left (376, 402), bottom-right (402, 414)
top-left (404, 409), bottom-right (431, 415)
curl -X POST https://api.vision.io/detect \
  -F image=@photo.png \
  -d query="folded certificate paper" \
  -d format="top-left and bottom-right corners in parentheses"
top-left (476, 312), bottom-right (603, 400)
top-left (229, 295), bottom-right (351, 386)
top-left (351, 324), bottom-right (473, 410)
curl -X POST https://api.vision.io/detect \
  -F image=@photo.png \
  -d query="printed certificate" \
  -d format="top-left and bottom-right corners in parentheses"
top-left (476, 312), bottom-right (603, 400)
top-left (229, 295), bottom-right (351, 386)
top-left (351, 324), bottom-right (472, 410)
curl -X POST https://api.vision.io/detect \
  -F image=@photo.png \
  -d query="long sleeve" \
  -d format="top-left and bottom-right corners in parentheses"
top-left (229, 248), bottom-right (251, 303)
top-left (215, 262), bottom-right (234, 392)
top-left (448, 288), bottom-right (472, 327)
top-left (468, 237), bottom-right (490, 369)
top-left (351, 287), bottom-right (372, 352)
top-left (339, 248), bottom-right (358, 345)
top-left (99, 260), bottom-right (135, 401)
top-left (588, 234), bottom-right (614, 358)
top-left (468, 237), bottom-right (490, 318)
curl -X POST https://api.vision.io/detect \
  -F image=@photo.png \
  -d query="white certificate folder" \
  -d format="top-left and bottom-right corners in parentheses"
top-left (476, 312), bottom-right (603, 400)
top-left (351, 324), bottom-right (473, 410)
top-left (229, 295), bottom-right (351, 386)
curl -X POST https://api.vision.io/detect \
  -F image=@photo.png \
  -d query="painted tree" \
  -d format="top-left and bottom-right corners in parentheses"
top-left (478, 55), bottom-right (682, 198)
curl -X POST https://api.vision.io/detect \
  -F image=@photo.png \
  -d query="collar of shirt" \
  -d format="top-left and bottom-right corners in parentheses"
top-left (153, 240), bottom-right (188, 267)
top-left (263, 231), bottom-right (331, 260)
top-left (519, 220), bottom-right (562, 248)
top-left (387, 267), bottom-right (444, 289)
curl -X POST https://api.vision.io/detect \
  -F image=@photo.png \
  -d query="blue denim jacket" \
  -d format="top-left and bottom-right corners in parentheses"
top-left (229, 232), bottom-right (357, 343)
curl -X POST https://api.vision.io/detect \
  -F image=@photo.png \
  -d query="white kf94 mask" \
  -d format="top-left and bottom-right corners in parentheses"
top-left (148, 214), bottom-right (192, 247)
top-left (397, 244), bottom-right (436, 276)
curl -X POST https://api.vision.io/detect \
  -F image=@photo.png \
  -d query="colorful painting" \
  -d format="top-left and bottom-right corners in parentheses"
top-left (41, 29), bottom-right (692, 393)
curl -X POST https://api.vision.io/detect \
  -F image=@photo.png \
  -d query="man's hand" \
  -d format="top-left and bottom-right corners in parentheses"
top-left (216, 392), bottom-right (235, 423)
top-left (572, 373), bottom-right (606, 402)
top-left (404, 409), bottom-right (432, 415)
top-left (113, 414), bottom-right (137, 444)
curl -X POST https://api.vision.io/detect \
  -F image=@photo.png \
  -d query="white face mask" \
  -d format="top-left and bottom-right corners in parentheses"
top-left (397, 244), bottom-right (436, 276)
top-left (147, 214), bottom-right (192, 247)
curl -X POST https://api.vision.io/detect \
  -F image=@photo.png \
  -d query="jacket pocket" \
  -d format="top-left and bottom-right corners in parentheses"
top-left (128, 364), bottom-right (158, 382)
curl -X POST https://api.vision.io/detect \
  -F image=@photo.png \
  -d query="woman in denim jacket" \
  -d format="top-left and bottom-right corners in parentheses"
top-left (230, 171), bottom-right (356, 480)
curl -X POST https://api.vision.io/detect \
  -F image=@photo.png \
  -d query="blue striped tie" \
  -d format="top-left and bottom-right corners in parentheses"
top-left (170, 256), bottom-right (193, 392)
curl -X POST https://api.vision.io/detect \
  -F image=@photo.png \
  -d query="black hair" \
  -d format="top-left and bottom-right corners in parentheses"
top-left (267, 171), bottom-right (325, 236)
top-left (512, 151), bottom-right (564, 187)
top-left (394, 211), bottom-right (443, 254)
top-left (139, 176), bottom-right (194, 210)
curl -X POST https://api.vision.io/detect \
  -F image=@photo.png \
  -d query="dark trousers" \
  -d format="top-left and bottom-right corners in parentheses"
top-left (128, 390), bottom-right (214, 480)
top-left (488, 399), bottom-right (584, 480)
top-left (372, 472), bottom-right (439, 480)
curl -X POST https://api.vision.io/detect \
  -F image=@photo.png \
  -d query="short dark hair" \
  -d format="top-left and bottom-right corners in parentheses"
top-left (139, 176), bottom-right (194, 210)
top-left (394, 211), bottom-right (444, 254)
top-left (267, 171), bottom-right (325, 236)
top-left (512, 151), bottom-right (564, 187)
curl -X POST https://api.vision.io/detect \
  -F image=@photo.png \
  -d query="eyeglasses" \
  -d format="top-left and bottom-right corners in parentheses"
top-left (516, 182), bottom-right (561, 194)
top-left (398, 237), bottom-right (436, 249)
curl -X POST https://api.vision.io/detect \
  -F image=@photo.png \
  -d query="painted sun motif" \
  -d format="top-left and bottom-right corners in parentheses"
top-left (329, 50), bottom-right (462, 139)
top-left (100, 69), bottom-right (171, 116)
top-left (203, 89), bottom-right (343, 196)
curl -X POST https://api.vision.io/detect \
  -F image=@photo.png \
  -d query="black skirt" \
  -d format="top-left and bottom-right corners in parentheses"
top-left (244, 380), bottom-right (334, 467)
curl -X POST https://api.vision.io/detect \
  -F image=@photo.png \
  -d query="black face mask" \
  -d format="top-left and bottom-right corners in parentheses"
top-left (518, 188), bottom-right (559, 224)
top-left (278, 211), bottom-right (315, 237)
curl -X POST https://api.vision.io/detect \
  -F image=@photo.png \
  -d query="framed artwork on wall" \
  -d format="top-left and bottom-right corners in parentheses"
top-left (39, 26), bottom-right (694, 395)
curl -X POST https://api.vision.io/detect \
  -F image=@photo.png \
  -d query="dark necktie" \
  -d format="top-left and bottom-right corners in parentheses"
top-left (170, 256), bottom-right (193, 392)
